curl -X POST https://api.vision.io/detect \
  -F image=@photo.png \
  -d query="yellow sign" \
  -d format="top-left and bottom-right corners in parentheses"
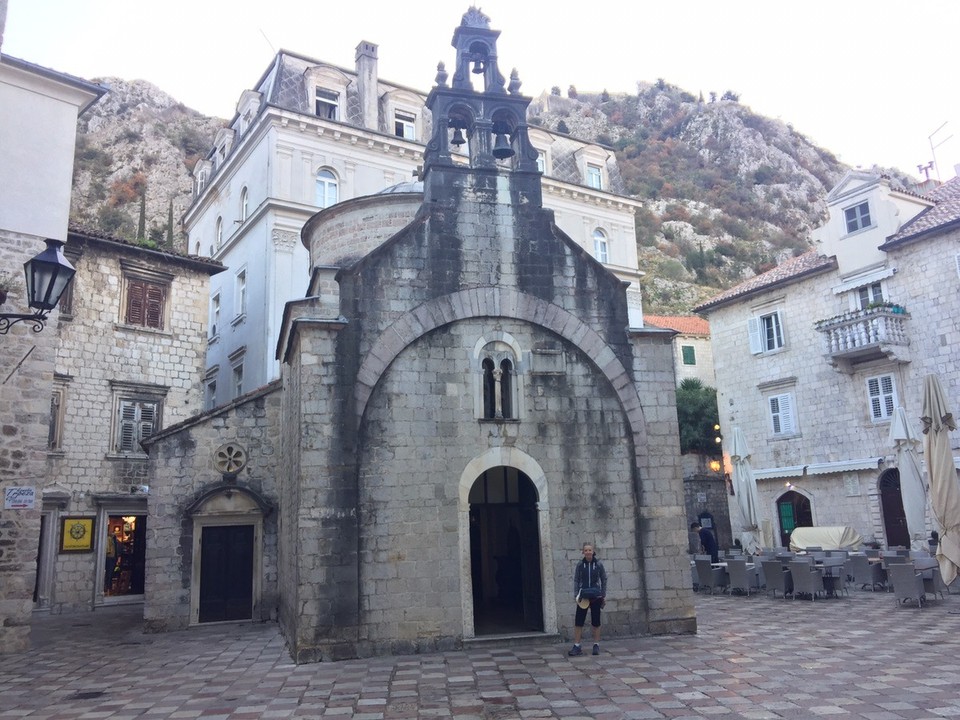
top-left (60, 517), bottom-right (95, 552)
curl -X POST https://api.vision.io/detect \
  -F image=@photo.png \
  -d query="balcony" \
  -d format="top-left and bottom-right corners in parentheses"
top-left (814, 305), bottom-right (910, 371)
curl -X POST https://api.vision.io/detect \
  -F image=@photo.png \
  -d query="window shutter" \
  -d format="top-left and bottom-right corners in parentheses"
top-left (144, 284), bottom-right (166, 329)
top-left (748, 317), bottom-right (762, 354)
top-left (769, 396), bottom-right (782, 434)
top-left (139, 402), bottom-right (157, 442)
top-left (779, 393), bottom-right (795, 434)
top-left (117, 400), bottom-right (138, 452)
top-left (126, 281), bottom-right (146, 325)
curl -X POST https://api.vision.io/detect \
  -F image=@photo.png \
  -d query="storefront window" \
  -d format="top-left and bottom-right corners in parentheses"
top-left (103, 514), bottom-right (147, 596)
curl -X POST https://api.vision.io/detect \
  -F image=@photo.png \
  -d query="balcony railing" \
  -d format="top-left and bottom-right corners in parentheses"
top-left (814, 306), bottom-right (910, 369)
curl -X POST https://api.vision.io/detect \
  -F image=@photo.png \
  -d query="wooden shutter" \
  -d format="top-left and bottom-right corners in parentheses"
top-left (117, 400), bottom-right (139, 452)
top-left (144, 283), bottom-right (165, 329)
top-left (747, 317), bottom-right (762, 354)
top-left (139, 402), bottom-right (157, 442)
top-left (126, 281), bottom-right (146, 325)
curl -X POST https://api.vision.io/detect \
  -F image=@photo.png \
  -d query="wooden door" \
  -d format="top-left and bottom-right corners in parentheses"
top-left (198, 524), bottom-right (254, 622)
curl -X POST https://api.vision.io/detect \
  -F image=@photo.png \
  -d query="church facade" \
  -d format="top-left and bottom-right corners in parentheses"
top-left (144, 9), bottom-right (695, 661)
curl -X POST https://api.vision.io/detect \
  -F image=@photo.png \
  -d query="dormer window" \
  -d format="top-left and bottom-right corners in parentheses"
top-left (315, 89), bottom-right (340, 120)
top-left (844, 201), bottom-right (872, 234)
top-left (586, 164), bottom-right (603, 190)
top-left (394, 111), bottom-right (416, 140)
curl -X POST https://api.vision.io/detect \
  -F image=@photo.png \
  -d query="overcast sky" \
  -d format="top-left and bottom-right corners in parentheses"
top-left (5, 0), bottom-right (959, 182)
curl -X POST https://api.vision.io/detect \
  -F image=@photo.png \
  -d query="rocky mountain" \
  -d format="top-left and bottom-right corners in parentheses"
top-left (70, 77), bottom-right (917, 313)
top-left (70, 78), bottom-right (223, 250)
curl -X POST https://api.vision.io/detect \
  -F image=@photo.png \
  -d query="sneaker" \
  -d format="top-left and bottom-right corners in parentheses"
top-left (568, 644), bottom-right (583, 656)
top-left (592, 643), bottom-right (600, 656)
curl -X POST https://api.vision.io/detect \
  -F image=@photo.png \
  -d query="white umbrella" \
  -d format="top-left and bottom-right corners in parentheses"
top-left (730, 427), bottom-right (762, 555)
top-left (921, 375), bottom-right (960, 587)
top-left (889, 407), bottom-right (928, 551)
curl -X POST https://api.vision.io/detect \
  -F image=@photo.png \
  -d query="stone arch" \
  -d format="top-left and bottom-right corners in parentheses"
top-left (354, 287), bottom-right (647, 464)
top-left (456, 447), bottom-right (556, 638)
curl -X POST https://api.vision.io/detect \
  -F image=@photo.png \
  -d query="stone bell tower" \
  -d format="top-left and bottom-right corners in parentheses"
top-left (423, 7), bottom-right (541, 203)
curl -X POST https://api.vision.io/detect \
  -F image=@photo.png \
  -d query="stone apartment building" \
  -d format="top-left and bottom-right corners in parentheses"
top-left (643, 315), bottom-right (715, 387)
top-left (696, 170), bottom-right (960, 549)
top-left (142, 8), bottom-right (695, 662)
top-left (184, 23), bottom-right (645, 409)
top-left (0, 45), bottom-right (104, 652)
top-left (30, 229), bottom-right (222, 614)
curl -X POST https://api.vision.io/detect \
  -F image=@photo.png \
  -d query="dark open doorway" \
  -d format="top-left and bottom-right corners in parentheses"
top-left (469, 466), bottom-right (543, 635)
top-left (879, 469), bottom-right (910, 548)
top-left (776, 490), bottom-right (813, 547)
top-left (198, 524), bottom-right (254, 623)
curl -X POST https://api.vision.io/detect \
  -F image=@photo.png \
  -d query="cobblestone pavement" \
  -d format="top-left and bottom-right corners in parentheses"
top-left (2, 587), bottom-right (960, 719)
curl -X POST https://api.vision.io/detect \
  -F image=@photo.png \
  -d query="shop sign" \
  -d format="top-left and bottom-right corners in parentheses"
top-left (4, 486), bottom-right (36, 510)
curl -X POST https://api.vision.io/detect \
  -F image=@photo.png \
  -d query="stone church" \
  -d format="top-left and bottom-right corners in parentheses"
top-left (143, 9), bottom-right (695, 661)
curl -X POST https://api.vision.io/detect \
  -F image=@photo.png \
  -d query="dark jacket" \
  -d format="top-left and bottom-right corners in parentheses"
top-left (573, 557), bottom-right (607, 596)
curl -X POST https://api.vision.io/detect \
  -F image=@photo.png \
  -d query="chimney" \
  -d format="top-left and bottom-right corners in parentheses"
top-left (355, 41), bottom-right (379, 131)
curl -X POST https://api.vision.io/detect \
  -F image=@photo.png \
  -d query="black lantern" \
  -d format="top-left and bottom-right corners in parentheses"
top-left (0, 239), bottom-right (75, 334)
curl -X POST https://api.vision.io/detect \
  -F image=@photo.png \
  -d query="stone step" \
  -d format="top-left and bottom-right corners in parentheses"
top-left (461, 632), bottom-right (562, 650)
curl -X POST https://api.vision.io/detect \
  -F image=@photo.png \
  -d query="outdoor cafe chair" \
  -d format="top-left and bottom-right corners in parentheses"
top-left (726, 558), bottom-right (760, 596)
top-left (922, 567), bottom-right (948, 600)
top-left (888, 562), bottom-right (925, 608)
top-left (846, 554), bottom-right (885, 591)
top-left (761, 560), bottom-right (791, 599)
top-left (694, 558), bottom-right (728, 594)
top-left (789, 561), bottom-right (825, 601)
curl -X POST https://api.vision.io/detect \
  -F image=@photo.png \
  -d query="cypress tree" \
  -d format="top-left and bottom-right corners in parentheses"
top-left (136, 191), bottom-right (146, 241)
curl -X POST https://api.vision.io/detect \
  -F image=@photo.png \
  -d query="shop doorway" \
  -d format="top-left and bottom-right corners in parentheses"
top-left (198, 524), bottom-right (254, 623)
top-left (103, 514), bottom-right (146, 597)
top-left (776, 490), bottom-right (813, 547)
top-left (469, 466), bottom-right (543, 635)
top-left (879, 469), bottom-right (910, 548)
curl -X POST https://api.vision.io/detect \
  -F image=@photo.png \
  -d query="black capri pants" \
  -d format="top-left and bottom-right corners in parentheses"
top-left (574, 600), bottom-right (601, 628)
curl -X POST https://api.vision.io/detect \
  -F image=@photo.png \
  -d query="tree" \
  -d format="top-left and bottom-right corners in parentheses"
top-left (567, 85), bottom-right (578, 99)
top-left (136, 191), bottom-right (146, 241)
top-left (550, 85), bottom-right (561, 96)
top-left (721, 89), bottom-right (740, 102)
top-left (600, 89), bottom-right (610, 102)
top-left (675, 378), bottom-right (721, 455)
top-left (556, 120), bottom-right (570, 134)
top-left (166, 199), bottom-right (175, 248)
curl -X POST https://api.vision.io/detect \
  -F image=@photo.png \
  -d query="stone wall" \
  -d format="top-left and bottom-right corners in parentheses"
top-left (143, 383), bottom-right (282, 631)
top-left (44, 236), bottom-right (215, 610)
top-left (0, 231), bottom-right (57, 651)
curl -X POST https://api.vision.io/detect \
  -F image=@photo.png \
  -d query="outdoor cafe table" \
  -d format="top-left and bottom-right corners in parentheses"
top-left (814, 557), bottom-right (846, 596)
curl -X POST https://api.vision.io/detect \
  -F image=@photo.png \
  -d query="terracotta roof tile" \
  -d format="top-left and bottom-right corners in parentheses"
top-left (644, 315), bottom-right (710, 335)
top-left (694, 251), bottom-right (837, 314)
top-left (883, 176), bottom-right (960, 247)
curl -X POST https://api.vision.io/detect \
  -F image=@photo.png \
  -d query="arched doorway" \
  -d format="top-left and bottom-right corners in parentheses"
top-left (879, 469), bottom-right (909, 548)
top-left (468, 466), bottom-right (544, 634)
top-left (776, 490), bottom-right (813, 547)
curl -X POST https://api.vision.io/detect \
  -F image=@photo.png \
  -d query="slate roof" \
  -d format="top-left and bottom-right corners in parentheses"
top-left (881, 176), bottom-right (960, 249)
top-left (644, 315), bottom-right (710, 335)
top-left (693, 251), bottom-right (837, 314)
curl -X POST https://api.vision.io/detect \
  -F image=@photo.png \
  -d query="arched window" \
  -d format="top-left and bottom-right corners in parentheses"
top-left (216, 216), bottom-right (223, 248)
top-left (239, 187), bottom-right (248, 222)
top-left (316, 168), bottom-right (339, 209)
top-left (194, 241), bottom-right (200, 255)
top-left (593, 228), bottom-right (608, 263)
top-left (481, 356), bottom-right (515, 419)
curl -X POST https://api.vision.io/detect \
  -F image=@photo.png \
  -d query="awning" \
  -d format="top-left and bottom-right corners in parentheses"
top-left (753, 465), bottom-right (806, 480)
top-left (806, 457), bottom-right (882, 475)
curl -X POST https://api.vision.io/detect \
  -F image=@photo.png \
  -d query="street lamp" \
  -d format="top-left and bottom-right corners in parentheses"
top-left (0, 239), bottom-right (75, 335)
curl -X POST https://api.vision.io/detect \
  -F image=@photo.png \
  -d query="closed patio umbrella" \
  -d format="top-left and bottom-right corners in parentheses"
top-left (921, 375), bottom-right (960, 586)
top-left (731, 427), bottom-right (762, 555)
top-left (889, 407), bottom-right (928, 551)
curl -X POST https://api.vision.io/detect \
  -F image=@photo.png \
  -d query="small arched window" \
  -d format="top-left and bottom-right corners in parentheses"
top-left (239, 187), bottom-right (249, 222)
top-left (316, 168), bottom-right (339, 209)
top-left (481, 356), bottom-right (515, 419)
top-left (194, 241), bottom-right (200, 255)
top-left (593, 228), bottom-right (608, 263)
top-left (216, 216), bottom-right (224, 248)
